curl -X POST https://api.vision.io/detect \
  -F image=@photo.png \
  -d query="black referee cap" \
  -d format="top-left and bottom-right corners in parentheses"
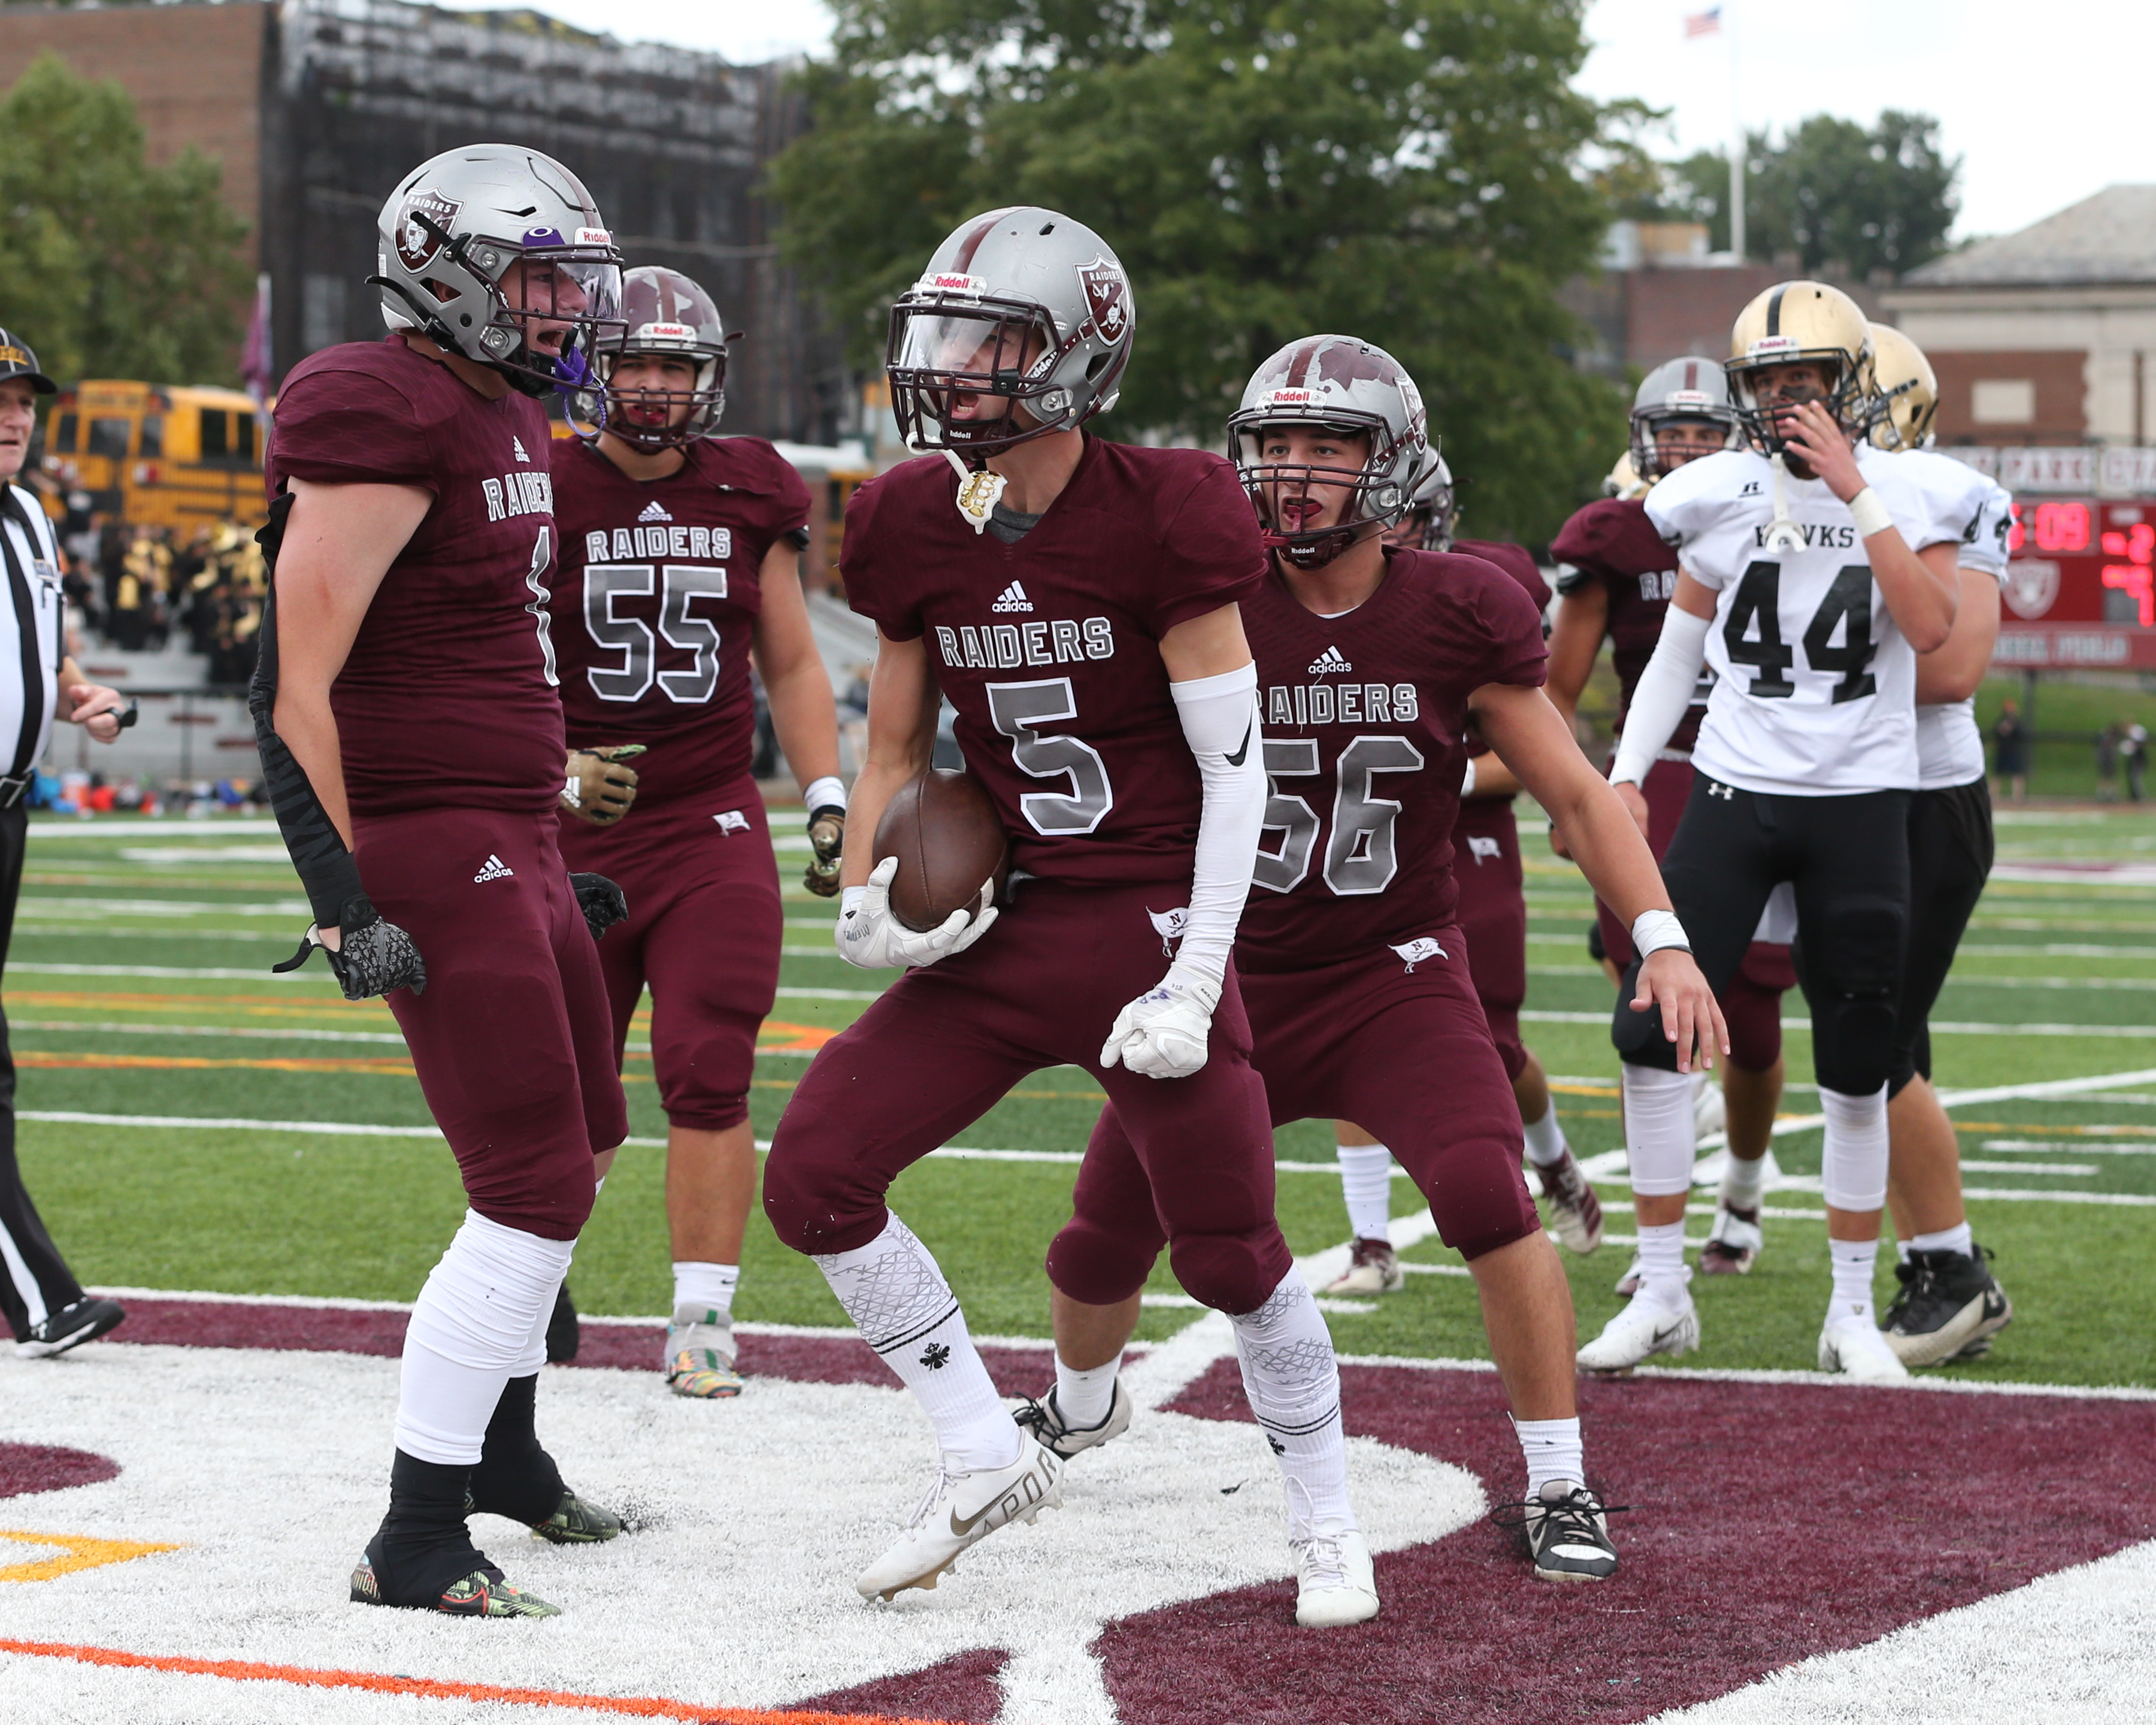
top-left (0, 331), bottom-right (56, 395)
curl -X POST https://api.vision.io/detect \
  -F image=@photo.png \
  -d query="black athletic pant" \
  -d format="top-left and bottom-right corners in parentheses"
top-left (1885, 778), bottom-right (1993, 1096)
top-left (1612, 774), bottom-right (1910, 1097)
top-left (0, 801), bottom-right (85, 1340)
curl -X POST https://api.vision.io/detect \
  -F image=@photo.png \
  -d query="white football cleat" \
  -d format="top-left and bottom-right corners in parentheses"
top-left (1324, 1238), bottom-right (1404, 1295)
top-left (1576, 1295), bottom-right (1700, 1374)
top-left (855, 1439), bottom-right (1063, 1601)
top-left (1292, 1526), bottom-right (1379, 1627)
top-left (1818, 1313), bottom-right (1911, 1384)
top-left (1692, 1072), bottom-right (1727, 1139)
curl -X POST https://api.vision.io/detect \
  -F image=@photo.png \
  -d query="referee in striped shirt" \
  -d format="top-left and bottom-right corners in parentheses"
top-left (0, 331), bottom-right (132, 1358)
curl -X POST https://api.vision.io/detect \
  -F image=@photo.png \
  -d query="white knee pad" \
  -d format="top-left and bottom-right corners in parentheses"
top-left (1819, 1084), bottom-right (1889, 1212)
top-left (396, 1209), bottom-right (575, 1465)
top-left (1621, 1063), bottom-right (1697, 1197)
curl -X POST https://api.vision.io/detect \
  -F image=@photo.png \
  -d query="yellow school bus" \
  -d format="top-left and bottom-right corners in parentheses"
top-left (43, 380), bottom-right (268, 529)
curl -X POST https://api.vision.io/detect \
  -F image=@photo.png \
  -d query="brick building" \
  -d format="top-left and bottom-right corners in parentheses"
top-left (0, 0), bottom-right (846, 444)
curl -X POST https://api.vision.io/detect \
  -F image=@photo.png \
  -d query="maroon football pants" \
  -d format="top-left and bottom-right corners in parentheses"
top-left (1074, 928), bottom-right (1541, 1279)
top-left (764, 879), bottom-right (1291, 1316)
top-left (1451, 793), bottom-right (1531, 1082)
top-left (1597, 755), bottom-right (1792, 1071)
top-left (355, 807), bottom-right (627, 1242)
top-left (557, 777), bottom-right (780, 1132)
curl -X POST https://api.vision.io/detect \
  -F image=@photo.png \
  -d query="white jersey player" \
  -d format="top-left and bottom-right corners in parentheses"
top-left (1583, 280), bottom-right (1964, 1382)
top-left (1860, 323), bottom-right (2016, 1366)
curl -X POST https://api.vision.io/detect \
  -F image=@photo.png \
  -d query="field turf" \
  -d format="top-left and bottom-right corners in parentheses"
top-left (16, 804), bottom-right (2156, 1388)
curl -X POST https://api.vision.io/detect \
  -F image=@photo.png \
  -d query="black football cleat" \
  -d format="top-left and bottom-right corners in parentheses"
top-left (16, 1296), bottom-right (126, 1358)
top-left (1880, 1245), bottom-right (2012, 1367)
top-left (351, 1555), bottom-right (559, 1618)
top-left (1492, 1484), bottom-right (1622, 1582)
top-left (531, 1489), bottom-right (622, 1545)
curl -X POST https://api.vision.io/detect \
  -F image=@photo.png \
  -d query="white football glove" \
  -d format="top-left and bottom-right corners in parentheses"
top-left (834, 855), bottom-right (998, 970)
top-left (1100, 962), bottom-right (1222, 1079)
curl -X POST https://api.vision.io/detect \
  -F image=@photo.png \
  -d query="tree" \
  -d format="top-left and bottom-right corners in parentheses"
top-left (1665, 112), bottom-right (1958, 279)
top-left (0, 53), bottom-right (252, 384)
top-left (768, 0), bottom-right (1633, 541)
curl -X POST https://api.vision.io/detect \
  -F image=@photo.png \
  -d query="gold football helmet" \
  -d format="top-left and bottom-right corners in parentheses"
top-left (1603, 449), bottom-right (1648, 501)
top-left (1865, 322), bottom-right (1939, 453)
top-left (1725, 280), bottom-right (1874, 453)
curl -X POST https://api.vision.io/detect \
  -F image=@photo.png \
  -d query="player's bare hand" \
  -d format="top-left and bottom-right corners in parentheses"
top-left (835, 855), bottom-right (997, 969)
top-left (67, 682), bottom-right (127, 743)
top-left (1614, 779), bottom-right (1652, 842)
top-left (1782, 399), bottom-right (1863, 500)
top-left (804, 805), bottom-right (845, 897)
top-left (1629, 946), bottom-right (1727, 1075)
top-left (563, 747), bottom-right (642, 826)
top-left (1548, 822), bottom-right (1574, 860)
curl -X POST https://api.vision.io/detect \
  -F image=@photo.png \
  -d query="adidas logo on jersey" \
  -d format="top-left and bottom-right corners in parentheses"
top-left (992, 581), bottom-right (1034, 613)
top-left (473, 854), bottom-right (514, 883)
top-left (638, 501), bottom-right (674, 523)
top-left (713, 810), bottom-right (751, 835)
top-left (1308, 644), bottom-right (1352, 675)
top-left (512, 436), bottom-right (530, 463)
top-left (1389, 936), bottom-right (1449, 972)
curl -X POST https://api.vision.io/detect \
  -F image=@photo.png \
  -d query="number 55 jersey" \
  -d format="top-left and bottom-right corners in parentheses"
top-left (840, 438), bottom-right (1265, 884)
top-left (1644, 444), bottom-right (1942, 795)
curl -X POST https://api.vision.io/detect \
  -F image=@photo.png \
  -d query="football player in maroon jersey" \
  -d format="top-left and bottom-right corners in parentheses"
top-left (256, 146), bottom-right (629, 1619)
top-left (549, 266), bottom-right (843, 1401)
top-left (1061, 335), bottom-right (1725, 1584)
top-left (1546, 359), bottom-right (1792, 1283)
top-left (761, 210), bottom-right (1378, 1626)
top-left (1327, 458), bottom-right (1602, 1299)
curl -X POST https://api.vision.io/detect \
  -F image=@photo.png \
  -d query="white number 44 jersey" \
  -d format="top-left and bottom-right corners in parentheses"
top-left (1646, 444), bottom-right (1951, 797)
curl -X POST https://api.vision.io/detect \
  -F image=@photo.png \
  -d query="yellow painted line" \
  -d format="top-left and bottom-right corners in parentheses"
top-left (0, 1529), bottom-right (180, 1583)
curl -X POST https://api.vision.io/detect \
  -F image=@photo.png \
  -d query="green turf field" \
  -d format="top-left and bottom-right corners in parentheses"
top-left (14, 804), bottom-right (2155, 1388)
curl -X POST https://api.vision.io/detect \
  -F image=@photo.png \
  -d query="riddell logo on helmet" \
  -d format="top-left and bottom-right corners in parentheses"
top-left (576, 228), bottom-right (611, 246)
top-left (395, 189), bottom-right (461, 272)
top-left (928, 273), bottom-right (989, 293)
top-left (1264, 389), bottom-right (1316, 407)
top-left (639, 322), bottom-right (695, 340)
top-left (1748, 335), bottom-right (1803, 358)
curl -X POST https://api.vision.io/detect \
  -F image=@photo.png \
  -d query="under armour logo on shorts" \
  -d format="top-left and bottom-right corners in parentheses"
top-left (713, 810), bottom-right (751, 834)
top-left (1389, 936), bottom-right (1449, 972)
top-left (1707, 782), bottom-right (1734, 801)
top-left (1467, 836), bottom-right (1501, 864)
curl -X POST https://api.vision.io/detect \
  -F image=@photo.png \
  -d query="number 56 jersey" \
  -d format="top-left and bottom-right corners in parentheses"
top-left (840, 440), bottom-right (1265, 887)
top-left (1646, 444), bottom-right (1947, 797)
top-left (1235, 550), bottom-right (1548, 973)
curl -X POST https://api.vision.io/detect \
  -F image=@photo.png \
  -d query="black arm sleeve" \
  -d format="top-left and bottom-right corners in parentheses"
top-left (247, 492), bottom-right (368, 928)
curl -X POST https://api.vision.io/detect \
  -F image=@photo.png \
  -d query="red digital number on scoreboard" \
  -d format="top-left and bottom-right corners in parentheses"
top-left (2103, 520), bottom-right (2155, 626)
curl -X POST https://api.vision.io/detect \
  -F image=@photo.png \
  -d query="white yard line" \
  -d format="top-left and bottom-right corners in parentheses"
top-left (1522, 1008), bottom-right (2156, 1037)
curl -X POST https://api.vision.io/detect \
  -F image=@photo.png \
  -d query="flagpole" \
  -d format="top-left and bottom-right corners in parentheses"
top-left (1726, 3), bottom-right (1745, 261)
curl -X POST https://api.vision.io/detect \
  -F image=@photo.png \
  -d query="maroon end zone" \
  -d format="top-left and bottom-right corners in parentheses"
top-left (86, 1297), bottom-right (2156, 1724)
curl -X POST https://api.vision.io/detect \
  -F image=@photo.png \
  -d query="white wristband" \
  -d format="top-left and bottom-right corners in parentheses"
top-left (1460, 755), bottom-right (1477, 798)
top-left (804, 775), bottom-right (847, 815)
top-left (1631, 908), bottom-right (1691, 958)
top-left (1847, 486), bottom-right (1894, 540)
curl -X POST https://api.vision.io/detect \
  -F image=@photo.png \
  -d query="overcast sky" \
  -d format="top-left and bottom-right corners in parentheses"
top-left (470, 0), bottom-right (2149, 241)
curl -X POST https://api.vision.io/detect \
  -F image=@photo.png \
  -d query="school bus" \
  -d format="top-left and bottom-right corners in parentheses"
top-left (42, 380), bottom-right (268, 529)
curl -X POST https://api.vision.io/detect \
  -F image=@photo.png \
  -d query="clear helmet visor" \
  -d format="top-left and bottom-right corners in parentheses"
top-left (892, 305), bottom-right (1048, 388)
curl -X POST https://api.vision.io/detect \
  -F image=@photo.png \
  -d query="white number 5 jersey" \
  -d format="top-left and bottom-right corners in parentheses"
top-left (1646, 444), bottom-right (1946, 797)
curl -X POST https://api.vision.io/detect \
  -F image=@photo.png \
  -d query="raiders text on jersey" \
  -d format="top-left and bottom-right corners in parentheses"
top-left (931, 617), bottom-right (1115, 670)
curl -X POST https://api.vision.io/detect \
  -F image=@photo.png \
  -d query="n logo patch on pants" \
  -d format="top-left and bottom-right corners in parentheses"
top-left (1389, 936), bottom-right (1448, 972)
top-left (713, 810), bottom-right (751, 836)
top-left (1467, 836), bottom-right (1501, 864)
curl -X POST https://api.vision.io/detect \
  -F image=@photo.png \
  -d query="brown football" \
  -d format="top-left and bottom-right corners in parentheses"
top-left (873, 768), bottom-right (1010, 933)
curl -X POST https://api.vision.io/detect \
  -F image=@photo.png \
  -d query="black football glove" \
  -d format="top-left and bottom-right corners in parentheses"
top-left (569, 872), bottom-right (629, 940)
top-left (804, 805), bottom-right (845, 898)
top-left (272, 894), bottom-right (426, 1001)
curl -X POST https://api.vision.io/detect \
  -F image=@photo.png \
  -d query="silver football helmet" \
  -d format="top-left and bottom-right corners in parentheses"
top-left (886, 207), bottom-right (1134, 460)
top-left (1228, 335), bottom-right (1433, 570)
top-left (1628, 356), bottom-right (1740, 483)
top-left (1393, 452), bottom-right (1456, 551)
top-left (584, 267), bottom-right (731, 450)
top-left (375, 145), bottom-right (625, 399)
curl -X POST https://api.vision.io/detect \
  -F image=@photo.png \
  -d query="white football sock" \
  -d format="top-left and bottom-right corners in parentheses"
top-left (1512, 1415), bottom-right (1585, 1499)
top-left (1336, 1140), bottom-right (1395, 1243)
top-left (814, 1213), bottom-right (1020, 1473)
top-left (1521, 1101), bottom-right (1569, 1168)
top-left (673, 1260), bottom-right (739, 1320)
top-left (1053, 1353), bottom-right (1120, 1428)
top-left (1230, 1273), bottom-right (1355, 1538)
top-left (1912, 1222), bottom-right (1975, 1258)
top-left (1720, 1148), bottom-right (1768, 1210)
top-left (1819, 1084), bottom-right (1889, 1212)
top-left (396, 1209), bottom-right (573, 1466)
top-left (1896, 1237), bottom-right (1912, 1263)
top-left (1633, 1219), bottom-right (1691, 1311)
top-left (1828, 1236), bottom-right (1881, 1322)
top-left (1621, 1063), bottom-right (1696, 1197)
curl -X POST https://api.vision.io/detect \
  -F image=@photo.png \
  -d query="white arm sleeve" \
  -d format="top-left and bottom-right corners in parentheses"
top-left (1168, 661), bottom-right (1264, 988)
top-left (1609, 607), bottom-right (1712, 786)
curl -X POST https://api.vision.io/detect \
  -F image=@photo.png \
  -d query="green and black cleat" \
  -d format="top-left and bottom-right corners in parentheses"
top-left (531, 1490), bottom-right (622, 1545)
top-left (350, 1558), bottom-right (561, 1618)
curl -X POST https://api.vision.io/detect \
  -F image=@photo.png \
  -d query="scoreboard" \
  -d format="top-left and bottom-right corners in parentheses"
top-left (1995, 497), bottom-right (2156, 670)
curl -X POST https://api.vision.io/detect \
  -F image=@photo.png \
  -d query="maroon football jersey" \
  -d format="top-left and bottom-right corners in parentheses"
top-left (1550, 496), bottom-right (1707, 753)
top-left (1450, 537), bottom-right (1549, 777)
top-left (1236, 549), bottom-right (1547, 973)
top-left (265, 336), bottom-right (564, 818)
top-left (549, 437), bottom-right (811, 805)
top-left (841, 438), bottom-right (1264, 886)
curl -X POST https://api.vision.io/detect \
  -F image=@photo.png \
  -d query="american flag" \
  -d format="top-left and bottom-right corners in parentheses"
top-left (1684, 6), bottom-right (1722, 35)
